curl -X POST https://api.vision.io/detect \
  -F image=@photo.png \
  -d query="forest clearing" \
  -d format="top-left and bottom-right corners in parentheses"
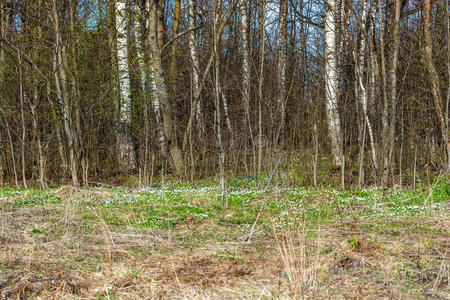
top-left (1, 0), bottom-right (450, 298)
top-left (0, 174), bottom-right (448, 299)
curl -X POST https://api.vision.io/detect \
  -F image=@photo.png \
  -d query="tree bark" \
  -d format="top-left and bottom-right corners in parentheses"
top-left (148, 0), bottom-right (184, 175)
top-left (169, 0), bottom-right (181, 78)
top-left (31, 0), bottom-right (46, 188)
top-left (51, 0), bottom-right (79, 187)
top-left (355, 0), bottom-right (377, 175)
top-left (239, 0), bottom-right (251, 138)
top-left (0, 107), bottom-right (19, 188)
top-left (188, 0), bottom-right (202, 124)
top-left (423, 0), bottom-right (448, 170)
top-left (382, 0), bottom-right (401, 186)
top-left (324, 0), bottom-right (343, 168)
top-left (257, 0), bottom-right (265, 182)
top-left (214, 0), bottom-right (226, 205)
top-left (115, 0), bottom-right (136, 171)
top-left (275, 0), bottom-right (288, 144)
top-left (18, 51), bottom-right (28, 188)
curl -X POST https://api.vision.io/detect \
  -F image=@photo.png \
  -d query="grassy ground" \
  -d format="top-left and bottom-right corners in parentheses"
top-left (0, 175), bottom-right (448, 299)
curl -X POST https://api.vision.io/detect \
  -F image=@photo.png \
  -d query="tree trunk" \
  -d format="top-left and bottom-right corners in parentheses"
top-left (69, 0), bottom-right (83, 172)
top-left (18, 51), bottom-right (28, 188)
top-left (382, 0), bottom-right (401, 186)
top-left (275, 0), bottom-right (288, 144)
top-left (257, 0), bottom-right (265, 182)
top-left (147, 0), bottom-right (168, 157)
top-left (31, 0), bottom-right (46, 188)
top-left (239, 0), bottom-right (251, 139)
top-left (447, 0), bottom-right (450, 172)
top-left (115, 0), bottom-right (136, 171)
top-left (324, 0), bottom-right (343, 168)
top-left (169, 0), bottom-right (181, 78)
top-left (355, 1), bottom-right (377, 175)
top-left (188, 0), bottom-right (203, 124)
top-left (423, 0), bottom-right (448, 170)
top-left (214, 0), bottom-right (226, 205)
top-left (51, 0), bottom-right (79, 187)
top-left (148, 0), bottom-right (184, 175)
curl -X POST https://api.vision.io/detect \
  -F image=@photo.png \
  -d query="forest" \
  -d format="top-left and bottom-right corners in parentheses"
top-left (0, 0), bottom-right (449, 299)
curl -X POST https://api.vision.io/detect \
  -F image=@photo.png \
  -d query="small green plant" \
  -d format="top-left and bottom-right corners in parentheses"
top-left (346, 235), bottom-right (361, 252)
top-left (126, 268), bottom-right (139, 278)
top-left (31, 227), bottom-right (43, 234)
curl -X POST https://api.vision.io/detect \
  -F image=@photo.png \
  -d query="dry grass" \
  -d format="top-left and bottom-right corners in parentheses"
top-left (273, 223), bottom-right (321, 298)
top-left (0, 186), bottom-right (448, 299)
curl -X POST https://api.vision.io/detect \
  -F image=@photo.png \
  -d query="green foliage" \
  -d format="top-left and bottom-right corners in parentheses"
top-left (1, 175), bottom-right (447, 233)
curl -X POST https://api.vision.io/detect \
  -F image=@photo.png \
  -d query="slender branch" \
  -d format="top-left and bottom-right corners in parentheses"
top-left (0, 35), bottom-right (48, 81)
top-left (161, 25), bottom-right (202, 52)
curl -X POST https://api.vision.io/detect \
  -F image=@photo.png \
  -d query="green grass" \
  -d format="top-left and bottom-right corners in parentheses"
top-left (0, 174), bottom-right (448, 299)
top-left (1, 176), bottom-right (448, 231)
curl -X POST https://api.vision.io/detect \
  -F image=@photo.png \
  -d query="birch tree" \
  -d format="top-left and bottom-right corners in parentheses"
top-left (188, 0), bottom-right (202, 123)
top-left (354, 0), bottom-right (377, 180)
top-left (324, 0), bottom-right (343, 168)
top-left (275, 0), bottom-right (288, 144)
top-left (239, 0), bottom-right (251, 138)
top-left (214, 0), bottom-right (226, 204)
top-left (115, 0), bottom-right (136, 170)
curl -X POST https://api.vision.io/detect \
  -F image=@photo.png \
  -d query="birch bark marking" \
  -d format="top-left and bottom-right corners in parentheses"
top-left (146, 0), bottom-right (168, 157)
top-left (135, 2), bottom-right (152, 180)
top-left (214, 0), bottom-right (226, 205)
top-left (115, 0), bottom-right (136, 170)
top-left (239, 0), bottom-right (251, 136)
top-left (275, 0), bottom-right (288, 144)
top-left (355, 1), bottom-right (377, 171)
top-left (188, 0), bottom-right (202, 122)
top-left (324, 0), bottom-right (343, 168)
top-left (135, 3), bottom-right (147, 96)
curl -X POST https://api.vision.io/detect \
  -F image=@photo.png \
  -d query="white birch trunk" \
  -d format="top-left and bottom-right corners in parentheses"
top-left (214, 0), bottom-right (226, 204)
top-left (134, 7), bottom-right (147, 95)
top-left (239, 0), bottom-right (251, 129)
top-left (355, 1), bottom-right (377, 169)
top-left (115, 0), bottom-right (135, 169)
top-left (188, 0), bottom-right (202, 121)
top-left (146, 0), bottom-right (167, 156)
top-left (324, 0), bottom-right (343, 167)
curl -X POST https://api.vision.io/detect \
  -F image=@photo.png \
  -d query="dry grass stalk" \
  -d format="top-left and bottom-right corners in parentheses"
top-left (273, 222), bottom-right (321, 297)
